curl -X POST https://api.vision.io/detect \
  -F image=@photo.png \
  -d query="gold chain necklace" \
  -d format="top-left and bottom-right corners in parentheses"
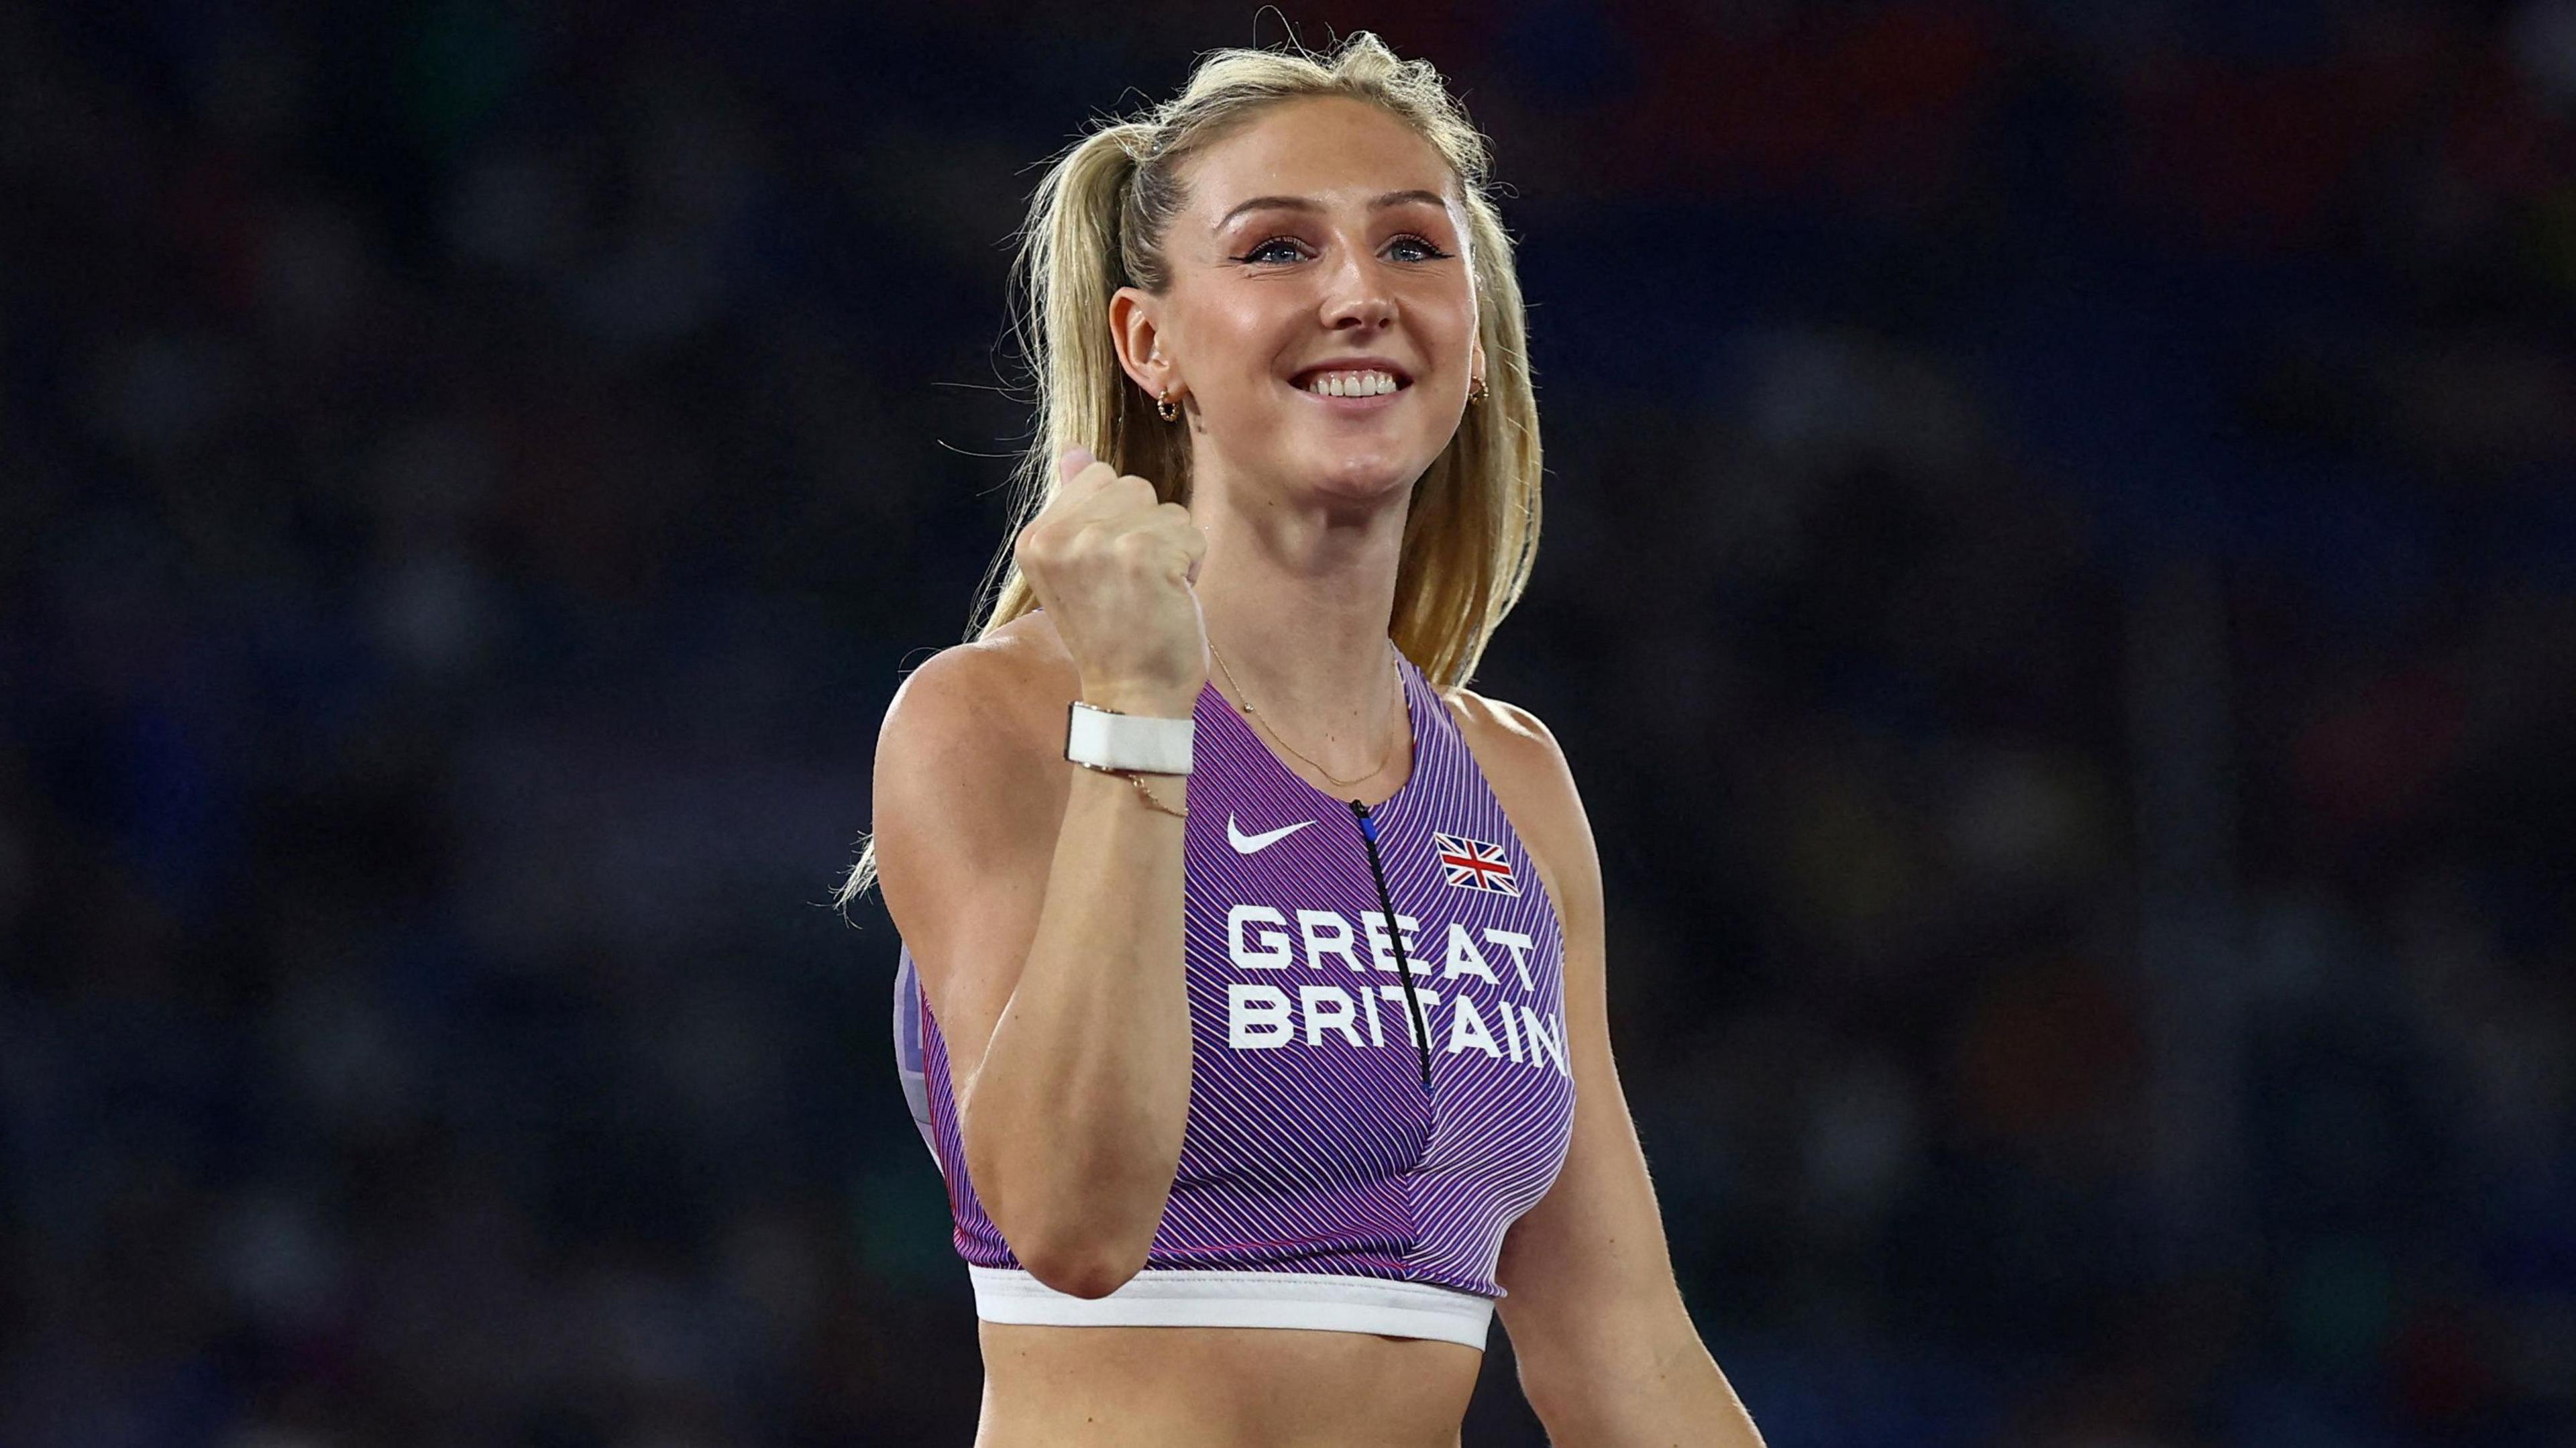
top-left (1208, 636), bottom-right (1405, 789)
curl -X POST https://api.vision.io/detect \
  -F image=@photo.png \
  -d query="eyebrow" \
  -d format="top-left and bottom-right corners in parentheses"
top-left (1214, 189), bottom-right (1452, 231)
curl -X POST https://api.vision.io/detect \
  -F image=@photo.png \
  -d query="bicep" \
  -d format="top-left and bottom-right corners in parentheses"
top-left (1493, 949), bottom-right (1686, 1357)
top-left (869, 648), bottom-right (1063, 1100)
top-left (1481, 705), bottom-right (1694, 1393)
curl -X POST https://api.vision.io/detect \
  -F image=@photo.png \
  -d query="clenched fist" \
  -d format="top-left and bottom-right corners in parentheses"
top-left (1014, 447), bottom-right (1210, 718)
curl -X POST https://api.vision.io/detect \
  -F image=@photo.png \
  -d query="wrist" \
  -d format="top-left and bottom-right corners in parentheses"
top-left (1078, 682), bottom-right (1199, 718)
top-left (1065, 698), bottom-right (1194, 776)
top-left (1071, 765), bottom-right (1188, 820)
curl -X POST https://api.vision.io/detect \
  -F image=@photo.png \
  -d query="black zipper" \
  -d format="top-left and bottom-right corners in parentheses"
top-left (1348, 798), bottom-right (1433, 1093)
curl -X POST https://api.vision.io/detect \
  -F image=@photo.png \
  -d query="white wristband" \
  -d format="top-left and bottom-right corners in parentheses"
top-left (1065, 700), bottom-right (1194, 775)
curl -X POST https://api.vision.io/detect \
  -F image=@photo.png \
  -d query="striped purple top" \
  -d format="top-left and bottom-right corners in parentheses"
top-left (891, 646), bottom-right (1576, 1345)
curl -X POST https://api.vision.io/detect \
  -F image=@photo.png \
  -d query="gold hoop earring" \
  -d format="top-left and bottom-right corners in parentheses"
top-left (1467, 376), bottom-right (1488, 406)
top-left (1157, 389), bottom-right (1179, 423)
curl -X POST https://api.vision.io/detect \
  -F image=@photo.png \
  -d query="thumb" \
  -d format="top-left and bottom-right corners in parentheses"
top-left (1057, 445), bottom-right (1094, 484)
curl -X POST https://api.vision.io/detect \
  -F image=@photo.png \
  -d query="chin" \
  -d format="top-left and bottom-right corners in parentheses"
top-left (1298, 441), bottom-right (1434, 498)
top-left (1303, 458), bottom-right (1421, 506)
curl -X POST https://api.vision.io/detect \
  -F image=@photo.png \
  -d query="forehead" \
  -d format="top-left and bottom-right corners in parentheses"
top-left (1182, 97), bottom-right (1459, 219)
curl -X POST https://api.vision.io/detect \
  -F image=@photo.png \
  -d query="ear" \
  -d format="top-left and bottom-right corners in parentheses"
top-left (1109, 286), bottom-right (1179, 404)
top-left (1470, 333), bottom-right (1487, 388)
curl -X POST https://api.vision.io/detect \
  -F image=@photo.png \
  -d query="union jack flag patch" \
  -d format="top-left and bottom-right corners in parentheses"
top-left (1432, 832), bottom-right (1520, 895)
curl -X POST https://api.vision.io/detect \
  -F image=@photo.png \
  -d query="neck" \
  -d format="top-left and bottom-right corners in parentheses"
top-left (1189, 471), bottom-right (1409, 771)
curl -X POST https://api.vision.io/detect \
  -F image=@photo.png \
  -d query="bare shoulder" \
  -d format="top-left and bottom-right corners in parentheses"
top-left (1441, 683), bottom-right (1556, 755)
top-left (1437, 683), bottom-right (1600, 916)
top-left (870, 612), bottom-right (1079, 932)
top-left (875, 605), bottom-right (1077, 763)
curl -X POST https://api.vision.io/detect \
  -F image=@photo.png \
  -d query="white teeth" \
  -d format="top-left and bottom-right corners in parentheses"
top-left (1302, 369), bottom-right (1399, 397)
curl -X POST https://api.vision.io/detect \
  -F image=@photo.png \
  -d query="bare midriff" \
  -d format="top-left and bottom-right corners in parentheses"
top-left (971, 1321), bottom-right (1487, 1447)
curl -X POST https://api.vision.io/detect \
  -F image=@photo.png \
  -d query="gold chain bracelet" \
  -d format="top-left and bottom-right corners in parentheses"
top-left (1071, 760), bottom-right (1187, 820)
top-left (1119, 771), bottom-right (1186, 820)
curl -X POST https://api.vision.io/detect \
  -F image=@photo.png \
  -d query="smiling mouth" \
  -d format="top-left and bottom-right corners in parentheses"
top-left (1290, 368), bottom-right (1412, 398)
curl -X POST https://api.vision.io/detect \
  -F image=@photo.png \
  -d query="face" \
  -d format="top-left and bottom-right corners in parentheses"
top-left (1111, 96), bottom-right (1484, 510)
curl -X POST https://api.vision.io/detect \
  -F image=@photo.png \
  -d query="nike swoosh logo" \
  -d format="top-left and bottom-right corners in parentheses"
top-left (1228, 814), bottom-right (1316, 854)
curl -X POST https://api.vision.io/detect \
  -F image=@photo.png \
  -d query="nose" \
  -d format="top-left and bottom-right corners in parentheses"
top-left (1319, 246), bottom-right (1395, 331)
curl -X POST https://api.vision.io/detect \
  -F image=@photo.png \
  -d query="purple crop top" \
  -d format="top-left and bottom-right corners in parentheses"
top-left (890, 647), bottom-right (1576, 1348)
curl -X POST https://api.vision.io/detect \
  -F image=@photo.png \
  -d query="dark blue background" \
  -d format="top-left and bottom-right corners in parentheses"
top-left (3, 1), bottom-right (2573, 1443)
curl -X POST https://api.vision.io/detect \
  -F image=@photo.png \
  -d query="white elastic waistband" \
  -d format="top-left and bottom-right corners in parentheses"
top-left (967, 1265), bottom-right (1495, 1349)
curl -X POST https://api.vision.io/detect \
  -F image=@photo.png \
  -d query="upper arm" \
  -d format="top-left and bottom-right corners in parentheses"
top-left (1454, 693), bottom-right (1700, 1406)
top-left (870, 643), bottom-right (1065, 1105)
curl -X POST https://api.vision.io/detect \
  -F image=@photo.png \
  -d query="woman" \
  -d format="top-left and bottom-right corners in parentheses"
top-left (847, 32), bottom-right (1764, 1447)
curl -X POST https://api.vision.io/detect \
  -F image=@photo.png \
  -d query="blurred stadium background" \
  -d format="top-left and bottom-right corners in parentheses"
top-left (4, 1), bottom-right (2574, 1444)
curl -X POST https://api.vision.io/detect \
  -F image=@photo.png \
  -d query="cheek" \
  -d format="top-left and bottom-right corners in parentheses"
top-left (1201, 291), bottom-right (1289, 341)
top-left (1409, 284), bottom-right (1477, 350)
top-left (1162, 285), bottom-right (1281, 381)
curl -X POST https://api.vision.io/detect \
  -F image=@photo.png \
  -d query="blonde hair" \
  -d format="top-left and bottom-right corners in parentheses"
top-left (837, 30), bottom-right (1542, 913)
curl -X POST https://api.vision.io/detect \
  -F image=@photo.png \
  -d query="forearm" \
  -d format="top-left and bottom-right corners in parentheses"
top-left (963, 761), bottom-right (1191, 1292)
top-left (1525, 1307), bottom-right (1766, 1447)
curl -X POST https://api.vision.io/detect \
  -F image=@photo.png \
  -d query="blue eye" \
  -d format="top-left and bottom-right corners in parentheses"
top-left (1234, 234), bottom-right (1454, 265)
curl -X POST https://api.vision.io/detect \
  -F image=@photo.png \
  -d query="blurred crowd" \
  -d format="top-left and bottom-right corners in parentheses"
top-left (2, 1), bottom-right (2571, 1445)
